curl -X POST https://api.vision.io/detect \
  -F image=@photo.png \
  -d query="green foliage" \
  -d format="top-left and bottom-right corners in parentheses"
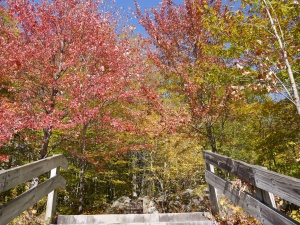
top-left (0, 0), bottom-right (299, 224)
top-left (221, 97), bottom-right (300, 177)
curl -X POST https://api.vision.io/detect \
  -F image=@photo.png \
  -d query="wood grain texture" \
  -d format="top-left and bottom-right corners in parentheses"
top-left (45, 168), bottom-right (59, 223)
top-left (203, 150), bottom-right (300, 207)
top-left (255, 187), bottom-right (277, 209)
top-left (205, 171), bottom-right (300, 225)
top-left (0, 154), bottom-right (68, 193)
top-left (254, 166), bottom-right (300, 207)
top-left (0, 174), bottom-right (66, 225)
top-left (205, 163), bottom-right (219, 216)
top-left (203, 151), bottom-right (255, 184)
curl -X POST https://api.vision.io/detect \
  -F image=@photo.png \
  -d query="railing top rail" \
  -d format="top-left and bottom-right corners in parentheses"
top-left (203, 150), bottom-right (300, 207)
top-left (0, 154), bottom-right (68, 193)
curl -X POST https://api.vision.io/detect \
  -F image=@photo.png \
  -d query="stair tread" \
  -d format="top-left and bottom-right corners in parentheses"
top-left (56, 212), bottom-right (215, 224)
top-left (53, 222), bottom-right (216, 225)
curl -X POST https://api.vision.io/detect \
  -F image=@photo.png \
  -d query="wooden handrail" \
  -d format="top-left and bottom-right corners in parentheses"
top-left (0, 154), bottom-right (68, 193)
top-left (203, 151), bottom-right (300, 206)
top-left (203, 150), bottom-right (300, 225)
top-left (0, 154), bottom-right (68, 224)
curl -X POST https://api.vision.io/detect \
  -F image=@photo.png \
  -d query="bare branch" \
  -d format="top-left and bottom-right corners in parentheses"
top-left (262, 0), bottom-right (300, 115)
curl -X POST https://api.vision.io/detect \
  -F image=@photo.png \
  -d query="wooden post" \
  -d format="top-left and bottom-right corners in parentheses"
top-left (255, 187), bottom-right (277, 207)
top-left (255, 166), bottom-right (277, 209)
top-left (206, 163), bottom-right (220, 216)
top-left (45, 167), bottom-right (59, 223)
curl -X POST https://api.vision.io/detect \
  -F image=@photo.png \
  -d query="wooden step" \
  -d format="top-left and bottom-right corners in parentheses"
top-left (56, 212), bottom-right (215, 224)
top-left (54, 222), bottom-right (215, 225)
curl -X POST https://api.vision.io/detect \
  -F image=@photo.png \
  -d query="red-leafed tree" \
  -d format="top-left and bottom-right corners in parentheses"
top-left (0, 0), bottom-right (152, 158)
top-left (0, 6), bottom-right (23, 145)
top-left (62, 33), bottom-right (160, 213)
top-left (0, 0), bottom-right (164, 213)
top-left (135, 0), bottom-right (238, 152)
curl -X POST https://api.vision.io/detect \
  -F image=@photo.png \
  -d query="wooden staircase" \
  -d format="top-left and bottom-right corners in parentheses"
top-left (54, 212), bottom-right (216, 225)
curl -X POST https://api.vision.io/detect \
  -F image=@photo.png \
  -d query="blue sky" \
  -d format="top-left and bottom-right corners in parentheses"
top-left (115, 0), bottom-right (183, 10)
top-left (113, 0), bottom-right (240, 35)
top-left (114, 0), bottom-right (184, 35)
top-left (30, 0), bottom-right (239, 35)
top-left (30, 0), bottom-right (183, 35)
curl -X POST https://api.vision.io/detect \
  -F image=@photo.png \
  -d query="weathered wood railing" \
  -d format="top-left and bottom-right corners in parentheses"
top-left (0, 154), bottom-right (68, 224)
top-left (203, 150), bottom-right (300, 225)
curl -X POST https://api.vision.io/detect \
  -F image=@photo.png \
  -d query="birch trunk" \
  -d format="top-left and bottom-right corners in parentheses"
top-left (263, 0), bottom-right (300, 115)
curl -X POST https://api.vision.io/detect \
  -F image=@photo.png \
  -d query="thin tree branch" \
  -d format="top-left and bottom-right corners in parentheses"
top-left (262, 0), bottom-right (300, 114)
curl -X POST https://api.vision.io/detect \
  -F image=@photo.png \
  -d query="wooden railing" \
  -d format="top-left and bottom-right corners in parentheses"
top-left (203, 150), bottom-right (300, 225)
top-left (0, 154), bottom-right (68, 224)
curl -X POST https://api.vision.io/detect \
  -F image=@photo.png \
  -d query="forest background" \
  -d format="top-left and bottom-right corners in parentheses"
top-left (0, 0), bottom-right (299, 224)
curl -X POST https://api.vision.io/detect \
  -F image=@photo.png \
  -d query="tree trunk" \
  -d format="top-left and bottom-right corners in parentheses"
top-left (263, 0), bottom-right (300, 115)
top-left (40, 127), bottom-right (52, 159)
top-left (205, 122), bottom-right (217, 152)
top-left (131, 151), bottom-right (138, 198)
top-left (78, 156), bottom-right (87, 214)
top-left (78, 122), bottom-right (89, 215)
